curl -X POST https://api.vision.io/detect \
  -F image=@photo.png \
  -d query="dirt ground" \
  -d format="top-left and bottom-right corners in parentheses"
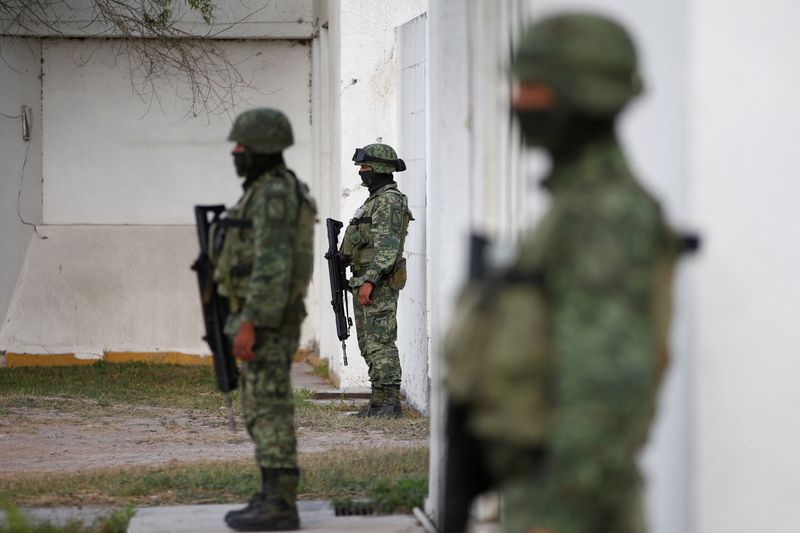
top-left (0, 398), bottom-right (428, 475)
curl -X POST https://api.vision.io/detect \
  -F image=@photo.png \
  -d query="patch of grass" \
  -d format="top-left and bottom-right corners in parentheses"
top-left (311, 361), bottom-right (330, 380)
top-left (0, 501), bottom-right (134, 533)
top-left (0, 448), bottom-right (428, 514)
top-left (295, 399), bottom-right (429, 441)
top-left (303, 448), bottom-right (429, 513)
top-left (292, 388), bottom-right (316, 409)
top-left (0, 362), bottom-right (228, 411)
top-left (0, 364), bottom-right (347, 419)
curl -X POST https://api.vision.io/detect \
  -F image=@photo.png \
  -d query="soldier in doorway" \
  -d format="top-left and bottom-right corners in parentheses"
top-left (443, 14), bottom-right (697, 533)
top-left (214, 108), bottom-right (316, 531)
top-left (341, 143), bottom-right (413, 418)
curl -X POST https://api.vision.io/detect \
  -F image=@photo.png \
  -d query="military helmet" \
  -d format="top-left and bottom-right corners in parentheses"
top-left (352, 143), bottom-right (406, 174)
top-left (228, 108), bottom-right (293, 154)
top-left (511, 13), bottom-right (643, 116)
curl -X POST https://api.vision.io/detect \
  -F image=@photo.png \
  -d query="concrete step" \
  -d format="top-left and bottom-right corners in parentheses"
top-left (127, 501), bottom-right (426, 532)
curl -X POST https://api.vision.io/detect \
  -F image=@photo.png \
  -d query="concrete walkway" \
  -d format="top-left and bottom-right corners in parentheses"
top-left (291, 361), bottom-right (369, 398)
top-left (128, 501), bottom-right (426, 532)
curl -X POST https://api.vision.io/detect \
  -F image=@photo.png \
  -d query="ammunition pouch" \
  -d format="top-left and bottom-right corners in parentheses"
top-left (386, 257), bottom-right (407, 290)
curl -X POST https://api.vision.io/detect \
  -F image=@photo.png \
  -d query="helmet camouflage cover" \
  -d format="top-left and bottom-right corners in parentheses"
top-left (353, 143), bottom-right (403, 174)
top-left (511, 13), bottom-right (643, 116)
top-left (228, 108), bottom-right (293, 154)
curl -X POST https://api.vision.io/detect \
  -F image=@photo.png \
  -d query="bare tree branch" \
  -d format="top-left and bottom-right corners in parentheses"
top-left (0, 0), bottom-right (253, 117)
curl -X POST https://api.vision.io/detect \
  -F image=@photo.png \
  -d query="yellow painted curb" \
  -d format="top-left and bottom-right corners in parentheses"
top-left (105, 352), bottom-right (212, 366)
top-left (5, 353), bottom-right (95, 367)
top-left (4, 352), bottom-right (211, 368)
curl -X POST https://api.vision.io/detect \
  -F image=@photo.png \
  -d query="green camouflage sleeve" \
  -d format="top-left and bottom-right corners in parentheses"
top-left (533, 191), bottom-right (663, 529)
top-left (239, 175), bottom-right (298, 328)
top-left (362, 194), bottom-right (405, 285)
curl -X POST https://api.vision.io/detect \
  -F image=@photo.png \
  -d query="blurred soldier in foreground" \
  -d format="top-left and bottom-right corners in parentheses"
top-left (215, 108), bottom-right (316, 531)
top-left (443, 13), bottom-right (697, 533)
top-left (341, 143), bottom-right (412, 417)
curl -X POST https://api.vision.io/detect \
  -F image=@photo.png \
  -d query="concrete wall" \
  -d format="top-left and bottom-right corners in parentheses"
top-left (0, 226), bottom-right (205, 357)
top-left (0, 37), bottom-right (313, 357)
top-left (41, 39), bottom-right (312, 225)
top-left (396, 14), bottom-right (429, 413)
top-left (312, 0), bottom-right (428, 390)
top-left (690, 1), bottom-right (800, 531)
top-left (0, 38), bottom-right (42, 326)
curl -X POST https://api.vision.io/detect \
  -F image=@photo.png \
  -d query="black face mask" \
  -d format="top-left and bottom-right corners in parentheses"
top-left (233, 152), bottom-right (253, 177)
top-left (359, 170), bottom-right (376, 188)
top-left (515, 107), bottom-right (571, 150)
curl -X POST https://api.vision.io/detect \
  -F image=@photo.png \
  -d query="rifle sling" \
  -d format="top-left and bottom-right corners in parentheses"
top-left (218, 218), bottom-right (252, 229)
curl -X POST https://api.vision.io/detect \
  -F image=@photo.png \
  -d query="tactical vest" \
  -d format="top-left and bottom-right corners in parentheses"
top-left (342, 185), bottom-right (413, 286)
top-left (212, 168), bottom-right (317, 324)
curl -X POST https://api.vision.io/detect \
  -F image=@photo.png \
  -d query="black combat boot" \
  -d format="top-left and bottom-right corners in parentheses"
top-left (224, 467), bottom-right (269, 525)
top-left (353, 385), bottom-right (383, 418)
top-left (226, 468), bottom-right (300, 531)
top-left (375, 385), bottom-right (402, 418)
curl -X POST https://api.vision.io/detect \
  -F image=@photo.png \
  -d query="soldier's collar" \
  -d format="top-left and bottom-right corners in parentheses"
top-left (540, 136), bottom-right (632, 192)
top-left (368, 181), bottom-right (398, 198)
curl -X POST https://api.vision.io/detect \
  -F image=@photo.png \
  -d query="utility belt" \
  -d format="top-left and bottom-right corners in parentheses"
top-left (350, 256), bottom-right (407, 291)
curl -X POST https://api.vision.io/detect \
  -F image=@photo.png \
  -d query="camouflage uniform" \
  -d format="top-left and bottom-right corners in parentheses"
top-left (214, 108), bottom-right (316, 531)
top-left (342, 143), bottom-right (412, 416)
top-left (444, 15), bottom-right (689, 533)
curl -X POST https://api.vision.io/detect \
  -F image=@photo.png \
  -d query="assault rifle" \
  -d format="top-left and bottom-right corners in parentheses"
top-left (440, 233), bottom-right (493, 533)
top-left (191, 204), bottom-right (238, 430)
top-left (324, 218), bottom-right (352, 366)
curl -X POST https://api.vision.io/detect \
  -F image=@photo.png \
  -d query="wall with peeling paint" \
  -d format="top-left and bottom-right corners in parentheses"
top-left (41, 39), bottom-right (312, 225)
top-left (0, 226), bottom-right (204, 357)
top-left (0, 36), bottom-right (313, 358)
top-left (0, 38), bottom-right (43, 331)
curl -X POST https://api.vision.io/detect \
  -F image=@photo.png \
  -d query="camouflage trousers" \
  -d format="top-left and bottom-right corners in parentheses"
top-left (351, 282), bottom-right (402, 388)
top-left (480, 441), bottom-right (645, 533)
top-left (240, 325), bottom-right (299, 470)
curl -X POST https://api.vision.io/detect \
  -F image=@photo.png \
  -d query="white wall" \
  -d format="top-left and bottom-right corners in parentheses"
top-left (0, 38), bottom-right (42, 325)
top-left (41, 39), bottom-right (312, 225)
top-left (0, 36), bottom-right (314, 357)
top-left (691, 1), bottom-right (800, 531)
top-left (0, 226), bottom-right (206, 356)
top-left (426, 0), bottom-right (475, 522)
top-left (397, 14), bottom-right (429, 414)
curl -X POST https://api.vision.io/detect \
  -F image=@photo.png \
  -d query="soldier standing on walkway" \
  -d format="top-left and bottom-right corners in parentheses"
top-left (443, 14), bottom-right (696, 533)
top-left (341, 143), bottom-right (412, 418)
top-left (214, 108), bottom-right (316, 531)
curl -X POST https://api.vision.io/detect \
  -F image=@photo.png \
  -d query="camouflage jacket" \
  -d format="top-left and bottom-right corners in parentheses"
top-left (509, 135), bottom-right (680, 512)
top-left (341, 183), bottom-right (413, 288)
top-left (214, 165), bottom-right (316, 335)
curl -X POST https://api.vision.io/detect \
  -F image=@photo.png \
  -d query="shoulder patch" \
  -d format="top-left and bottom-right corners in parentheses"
top-left (390, 207), bottom-right (403, 231)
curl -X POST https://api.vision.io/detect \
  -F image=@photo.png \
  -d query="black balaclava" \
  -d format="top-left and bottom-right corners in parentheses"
top-left (360, 170), bottom-right (394, 195)
top-left (548, 113), bottom-right (615, 165)
top-left (516, 104), bottom-right (615, 162)
top-left (233, 150), bottom-right (285, 187)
